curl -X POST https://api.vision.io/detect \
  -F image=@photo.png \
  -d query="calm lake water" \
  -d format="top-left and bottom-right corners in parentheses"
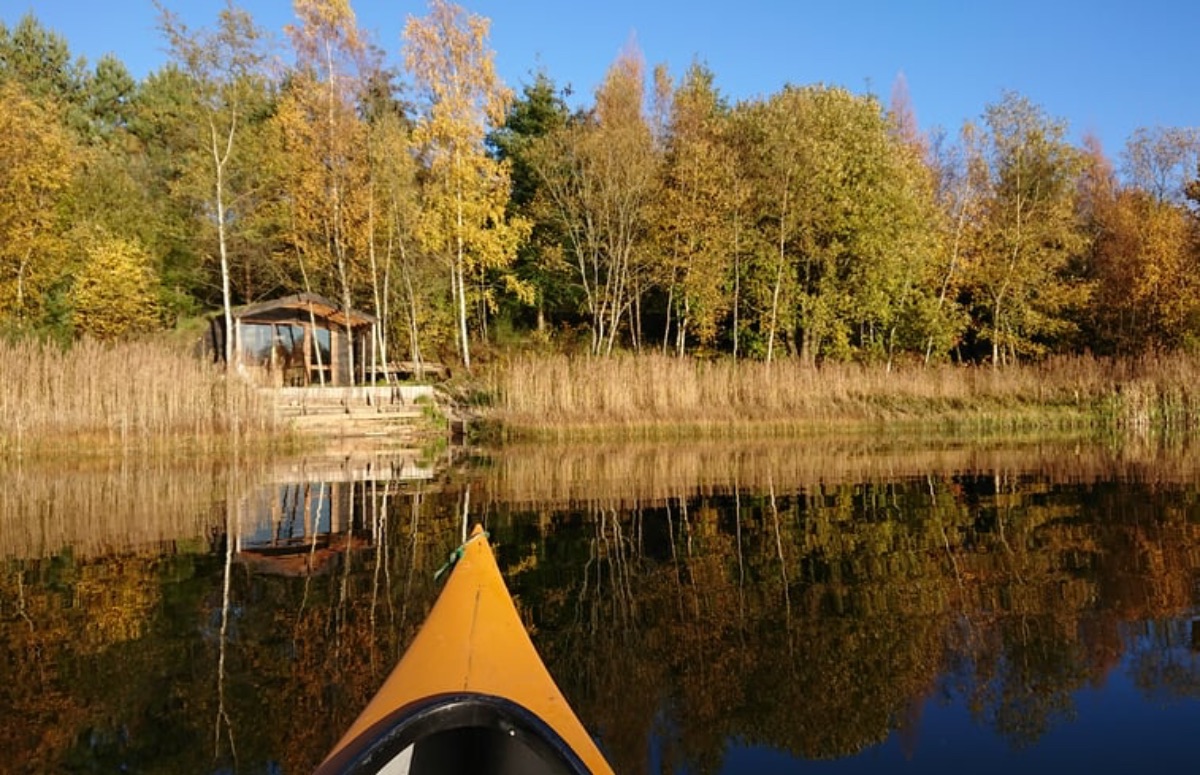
top-left (2, 438), bottom-right (1198, 774)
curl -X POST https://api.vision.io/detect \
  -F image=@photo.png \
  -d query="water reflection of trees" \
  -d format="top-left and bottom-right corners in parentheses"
top-left (0, 454), bottom-right (452, 773)
top-left (0, 486), bottom-right (463, 773)
top-left (1, 440), bottom-right (1199, 772)
top-left (485, 441), bottom-right (1200, 774)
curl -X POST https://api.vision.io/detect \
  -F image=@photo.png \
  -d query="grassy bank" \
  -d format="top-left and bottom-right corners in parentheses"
top-left (0, 338), bottom-right (282, 459)
top-left (485, 353), bottom-right (1200, 439)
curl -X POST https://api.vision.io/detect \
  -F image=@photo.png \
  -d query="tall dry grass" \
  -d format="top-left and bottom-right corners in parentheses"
top-left (488, 352), bottom-right (1200, 438)
top-left (0, 338), bottom-right (277, 457)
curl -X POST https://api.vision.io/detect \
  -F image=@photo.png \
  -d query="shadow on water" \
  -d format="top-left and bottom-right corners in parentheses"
top-left (1, 437), bottom-right (1199, 773)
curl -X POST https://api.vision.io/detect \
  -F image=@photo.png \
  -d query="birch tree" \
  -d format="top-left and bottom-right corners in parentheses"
top-left (743, 86), bottom-right (944, 364)
top-left (281, 0), bottom-right (375, 384)
top-left (158, 0), bottom-right (269, 369)
top-left (925, 123), bottom-right (987, 362)
top-left (526, 45), bottom-right (659, 356)
top-left (0, 79), bottom-right (76, 330)
top-left (969, 92), bottom-right (1090, 364)
top-left (743, 90), bottom-right (808, 363)
top-left (404, 0), bottom-right (529, 370)
top-left (1121, 126), bottom-right (1200, 204)
top-left (655, 62), bottom-right (738, 354)
top-left (363, 77), bottom-right (426, 377)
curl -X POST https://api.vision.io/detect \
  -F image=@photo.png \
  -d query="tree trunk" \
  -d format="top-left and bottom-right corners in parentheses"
top-left (16, 250), bottom-right (30, 324)
top-left (213, 124), bottom-right (236, 375)
top-left (399, 241), bottom-right (424, 381)
top-left (992, 297), bottom-right (1002, 369)
top-left (767, 183), bottom-right (789, 366)
top-left (732, 218), bottom-right (741, 362)
top-left (455, 179), bottom-right (471, 370)
top-left (367, 194), bottom-right (389, 385)
top-left (661, 282), bottom-right (674, 355)
top-left (767, 258), bottom-right (783, 365)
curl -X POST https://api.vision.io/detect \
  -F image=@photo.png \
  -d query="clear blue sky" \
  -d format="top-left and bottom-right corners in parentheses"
top-left (5, 0), bottom-right (1197, 156)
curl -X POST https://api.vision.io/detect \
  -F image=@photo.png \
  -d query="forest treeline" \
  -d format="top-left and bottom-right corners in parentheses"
top-left (3, 1), bottom-right (1200, 369)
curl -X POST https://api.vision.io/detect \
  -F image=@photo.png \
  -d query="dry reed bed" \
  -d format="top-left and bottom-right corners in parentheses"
top-left (0, 338), bottom-right (275, 456)
top-left (490, 353), bottom-right (1200, 435)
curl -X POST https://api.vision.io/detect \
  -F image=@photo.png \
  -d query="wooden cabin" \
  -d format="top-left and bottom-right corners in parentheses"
top-left (207, 293), bottom-right (379, 386)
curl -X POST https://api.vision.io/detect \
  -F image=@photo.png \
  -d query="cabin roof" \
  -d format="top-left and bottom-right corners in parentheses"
top-left (232, 293), bottom-right (377, 328)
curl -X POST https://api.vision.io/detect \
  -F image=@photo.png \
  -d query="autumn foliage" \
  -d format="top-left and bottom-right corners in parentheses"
top-left (0, 4), bottom-right (1198, 368)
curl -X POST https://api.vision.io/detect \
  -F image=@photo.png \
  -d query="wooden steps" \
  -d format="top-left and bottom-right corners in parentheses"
top-left (267, 385), bottom-right (440, 439)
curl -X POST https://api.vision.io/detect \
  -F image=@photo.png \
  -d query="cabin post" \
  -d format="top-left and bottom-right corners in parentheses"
top-left (234, 318), bottom-right (243, 370)
top-left (330, 329), bottom-right (339, 386)
top-left (367, 325), bottom-right (377, 385)
top-left (303, 325), bottom-right (313, 386)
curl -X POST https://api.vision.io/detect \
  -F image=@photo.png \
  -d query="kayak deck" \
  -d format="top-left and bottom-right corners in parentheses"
top-left (316, 527), bottom-right (613, 775)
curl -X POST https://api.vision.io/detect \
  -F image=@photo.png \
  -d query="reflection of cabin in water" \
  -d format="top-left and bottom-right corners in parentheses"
top-left (207, 293), bottom-right (378, 386)
top-left (235, 480), bottom-right (367, 576)
top-left (234, 455), bottom-right (435, 576)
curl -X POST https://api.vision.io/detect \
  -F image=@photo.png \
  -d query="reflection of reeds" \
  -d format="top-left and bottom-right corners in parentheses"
top-left (0, 338), bottom-right (276, 457)
top-left (480, 436), bottom-right (1200, 508)
top-left (0, 457), bottom-right (261, 559)
top-left (0, 452), bottom-right (443, 561)
top-left (489, 353), bottom-right (1200, 436)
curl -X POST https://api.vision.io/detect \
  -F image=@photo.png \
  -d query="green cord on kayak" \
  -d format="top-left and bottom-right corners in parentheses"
top-left (434, 529), bottom-right (490, 580)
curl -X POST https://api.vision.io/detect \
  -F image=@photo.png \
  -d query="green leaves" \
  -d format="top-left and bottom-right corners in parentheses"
top-left (4, 6), bottom-right (1199, 364)
top-left (967, 93), bottom-right (1090, 363)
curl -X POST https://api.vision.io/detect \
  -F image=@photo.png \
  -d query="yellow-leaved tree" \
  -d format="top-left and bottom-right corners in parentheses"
top-left (404, 0), bottom-right (530, 369)
top-left (655, 62), bottom-right (740, 355)
top-left (70, 232), bottom-right (162, 340)
top-left (279, 0), bottom-right (373, 384)
top-left (0, 79), bottom-right (77, 330)
top-left (525, 45), bottom-right (660, 356)
top-left (967, 92), bottom-right (1090, 365)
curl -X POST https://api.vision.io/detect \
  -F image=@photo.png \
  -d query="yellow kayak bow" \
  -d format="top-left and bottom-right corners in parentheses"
top-left (316, 525), bottom-right (614, 775)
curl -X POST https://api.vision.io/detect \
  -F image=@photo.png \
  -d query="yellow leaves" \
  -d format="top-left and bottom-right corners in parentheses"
top-left (596, 44), bottom-right (647, 130)
top-left (1092, 188), bottom-right (1198, 349)
top-left (0, 83), bottom-right (74, 198)
top-left (656, 65), bottom-right (738, 346)
top-left (404, 0), bottom-right (511, 134)
top-left (275, 0), bottom-right (377, 308)
top-left (405, 0), bottom-right (527, 365)
top-left (288, 0), bottom-right (366, 74)
top-left (69, 232), bottom-right (162, 341)
top-left (0, 79), bottom-right (78, 324)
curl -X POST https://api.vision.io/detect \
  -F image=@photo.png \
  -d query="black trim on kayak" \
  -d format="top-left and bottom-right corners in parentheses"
top-left (315, 692), bottom-right (595, 775)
